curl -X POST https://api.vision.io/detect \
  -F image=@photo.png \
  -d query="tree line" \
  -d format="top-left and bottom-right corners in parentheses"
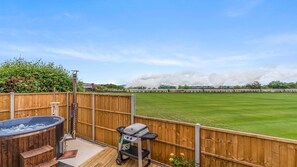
top-left (1, 58), bottom-right (296, 93)
top-left (240, 81), bottom-right (297, 89)
top-left (136, 81), bottom-right (297, 90)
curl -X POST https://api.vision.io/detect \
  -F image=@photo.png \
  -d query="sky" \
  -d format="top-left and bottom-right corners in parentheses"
top-left (1, 0), bottom-right (297, 87)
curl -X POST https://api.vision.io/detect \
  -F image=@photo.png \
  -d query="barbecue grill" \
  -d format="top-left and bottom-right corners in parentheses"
top-left (116, 123), bottom-right (158, 167)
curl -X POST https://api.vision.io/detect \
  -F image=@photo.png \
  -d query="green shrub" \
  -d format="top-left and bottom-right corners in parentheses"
top-left (0, 58), bottom-right (72, 93)
top-left (169, 153), bottom-right (194, 167)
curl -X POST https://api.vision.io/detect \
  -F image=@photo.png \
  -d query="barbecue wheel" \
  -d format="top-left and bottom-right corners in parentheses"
top-left (116, 158), bottom-right (122, 165)
top-left (116, 154), bottom-right (123, 165)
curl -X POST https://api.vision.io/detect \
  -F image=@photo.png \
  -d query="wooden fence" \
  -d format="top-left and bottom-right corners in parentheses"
top-left (0, 92), bottom-right (70, 131)
top-left (1, 92), bottom-right (297, 166)
top-left (135, 116), bottom-right (195, 164)
top-left (0, 93), bottom-right (10, 120)
top-left (76, 93), bottom-right (132, 146)
top-left (200, 126), bottom-right (297, 167)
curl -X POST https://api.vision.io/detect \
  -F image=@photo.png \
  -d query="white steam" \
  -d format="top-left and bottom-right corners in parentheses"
top-left (127, 66), bottom-right (297, 88)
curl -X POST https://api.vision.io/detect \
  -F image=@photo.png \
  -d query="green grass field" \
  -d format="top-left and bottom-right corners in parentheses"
top-left (134, 93), bottom-right (297, 140)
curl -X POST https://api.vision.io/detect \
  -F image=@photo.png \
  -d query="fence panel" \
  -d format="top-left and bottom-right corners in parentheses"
top-left (0, 93), bottom-right (68, 131)
top-left (201, 126), bottom-right (297, 167)
top-left (77, 93), bottom-right (93, 139)
top-left (135, 116), bottom-right (195, 164)
top-left (76, 93), bottom-right (132, 147)
top-left (55, 92), bottom-right (69, 132)
top-left (14, 93), bottom-right (66, 117)
top-left (94, 94), bottom-right (131, 147)
top-left (0, 93), bottom-right (10, 121)
top-left (14, 93), bottom-right (52, 117)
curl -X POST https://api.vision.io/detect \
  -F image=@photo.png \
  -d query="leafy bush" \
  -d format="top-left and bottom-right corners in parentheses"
top-left (0, 58), bottom-right (72, 93)
top-left (169, 153), bottom-right (194, 167)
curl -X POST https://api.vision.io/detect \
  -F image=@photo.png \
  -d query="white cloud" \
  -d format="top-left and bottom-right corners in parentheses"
top-left (63, 12), bottom-right (80, 20)
top-left (249, 33), bottom-right (297, 45)
top-left (49, 12), bottom-right (81, 21)
top-left (227, 0), bottom-right (262, 17)
top-left (0, 41), bottom-right (263, 68)
top-left (127, 66), bottom-right (297, 88)
top-left (0, 37), bottom-right (295, 86)
top-left (215, 55), bottom-right (252, 61)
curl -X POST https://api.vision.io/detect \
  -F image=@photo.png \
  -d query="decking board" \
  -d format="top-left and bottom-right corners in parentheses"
top-left (79, 147), bottom-right (159, 167)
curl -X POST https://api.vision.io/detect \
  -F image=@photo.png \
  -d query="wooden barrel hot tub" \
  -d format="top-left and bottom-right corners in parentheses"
top-left (0, 116), bottom-right (64, 167)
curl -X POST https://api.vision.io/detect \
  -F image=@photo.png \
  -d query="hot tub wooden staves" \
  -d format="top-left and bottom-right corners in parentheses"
top-left (0, 126), bottom-right (56, 167)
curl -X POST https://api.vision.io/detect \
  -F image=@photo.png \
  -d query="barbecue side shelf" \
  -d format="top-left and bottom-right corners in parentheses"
top-left (119, 146), bottom-right (150, 160)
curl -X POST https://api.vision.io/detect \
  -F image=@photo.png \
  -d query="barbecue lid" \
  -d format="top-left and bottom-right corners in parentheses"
top-left (123, 123), bottom-right (147, 135)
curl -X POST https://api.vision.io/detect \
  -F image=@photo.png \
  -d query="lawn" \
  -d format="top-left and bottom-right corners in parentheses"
top-left (134, 93), bottom-right (297, 140)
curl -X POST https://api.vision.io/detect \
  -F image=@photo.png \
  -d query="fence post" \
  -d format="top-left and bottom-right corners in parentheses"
top-left (10, 92), bottom-right (15, 119)
top-left (195, 123), bottom-right (201, 167)
top-left (92, 93), bottom-right (95, 142)
top-left (131, 94), bottom-right (135, 124)
top-left (66, 91), bottom-right (69, 132)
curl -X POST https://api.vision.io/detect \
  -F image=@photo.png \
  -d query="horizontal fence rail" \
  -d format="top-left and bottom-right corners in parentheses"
top-left (1, 92), bottom-right (297, 166)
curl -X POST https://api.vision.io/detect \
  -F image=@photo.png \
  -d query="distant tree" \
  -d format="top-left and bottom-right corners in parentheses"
top-left (127, 86), bottom-right (146, 89)
top-left (0, 58), bottom-right (73, 93)
top-left (178, 85), bottom-right (190, 89)
top-left (77, 80), bottom-right (85, 92)
top-left (267, 81), bottom-right (289, 89)
top-left (219, 86), bottom-right (231, 89)
top-left (233, 85), bottom-right (242, 89)
top-left (287, 82), bottom-right (297, 89)
top-left (245, 81), bottom-right (261, 89)
top-left (158, 85), bottom-right (176, 89)
top-left (94, 83), bottom-right (124, 91)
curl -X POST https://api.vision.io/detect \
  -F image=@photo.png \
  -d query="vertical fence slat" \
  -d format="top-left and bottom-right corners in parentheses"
top-left (66, 91), bottom-right (69, 132)
top-left (92, 93), bottom-right (95, 142)
top-left (195, 123), bottom-right (201, 167)
top-left (131, 94), bottom-right (135, 124)
top-left (10, 92), bottom-right (14, 119)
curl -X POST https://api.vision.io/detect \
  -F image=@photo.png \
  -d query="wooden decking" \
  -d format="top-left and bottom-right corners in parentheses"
top-left (79, 147), bottom-right (159, 167)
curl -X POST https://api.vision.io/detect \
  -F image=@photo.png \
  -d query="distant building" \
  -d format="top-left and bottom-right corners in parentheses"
top-left (83, 83), bottom-right (95, 91)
